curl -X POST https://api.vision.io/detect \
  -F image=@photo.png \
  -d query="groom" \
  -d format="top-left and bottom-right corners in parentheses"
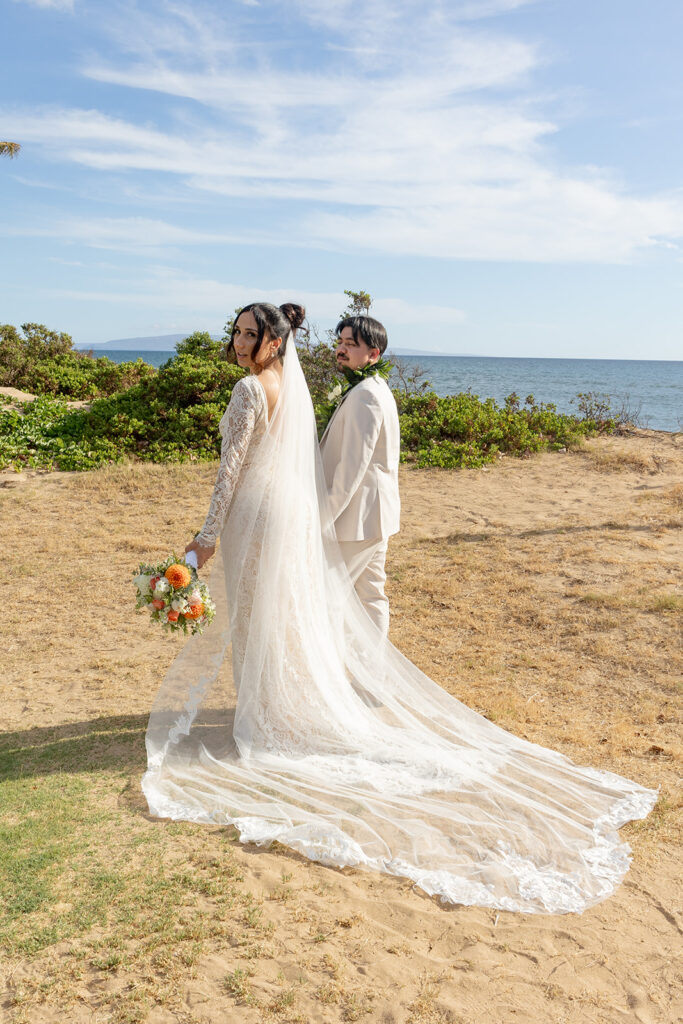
top-left (320, 315), bottom-right (400, 637)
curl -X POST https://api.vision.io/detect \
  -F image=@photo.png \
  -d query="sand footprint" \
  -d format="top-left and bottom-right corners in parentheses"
top-left (627, 986), bottom-right (659, 1024)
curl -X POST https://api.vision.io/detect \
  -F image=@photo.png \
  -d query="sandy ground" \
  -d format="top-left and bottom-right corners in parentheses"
top-left (1, 428), bottom-right (682, 1024)
top-left (0, 386), bottom-right (39, 404)
top-left (0, 385), bottom-right (91, 410)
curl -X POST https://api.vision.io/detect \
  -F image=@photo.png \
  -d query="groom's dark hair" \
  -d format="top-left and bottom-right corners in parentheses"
top-left (335, 315), bottom-right (388, 356)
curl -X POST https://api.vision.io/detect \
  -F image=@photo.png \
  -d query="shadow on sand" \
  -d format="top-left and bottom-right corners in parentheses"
top-left (0, 710), bottom-right (235, 783)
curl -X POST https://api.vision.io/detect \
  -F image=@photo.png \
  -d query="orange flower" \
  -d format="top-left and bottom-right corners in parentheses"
top-left (184, 602), bottom-right (204, 620)
top-left (165, 563), bottom-right (192, 589)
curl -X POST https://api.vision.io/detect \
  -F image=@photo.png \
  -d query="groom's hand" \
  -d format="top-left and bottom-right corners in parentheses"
top-left (185, 539), bottom-right (215, 569)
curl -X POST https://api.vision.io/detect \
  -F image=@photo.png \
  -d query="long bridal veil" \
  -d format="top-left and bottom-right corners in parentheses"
top-left (142, 342), bottom-right (656, 914)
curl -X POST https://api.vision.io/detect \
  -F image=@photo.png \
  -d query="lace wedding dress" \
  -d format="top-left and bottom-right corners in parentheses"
top-left (142, 346), bottom-right (657, 914)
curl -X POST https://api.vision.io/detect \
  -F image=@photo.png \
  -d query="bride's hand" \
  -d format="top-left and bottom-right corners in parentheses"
top-left (185, 539), bottom-right (216, 569)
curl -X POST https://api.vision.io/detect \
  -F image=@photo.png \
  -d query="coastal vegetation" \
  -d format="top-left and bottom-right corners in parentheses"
top-left (0, 323), bottom-right (154, 399)
top-left (396, 390), bottom-right (603, 468)
top-left (0, 308), bottom-right (614, 474)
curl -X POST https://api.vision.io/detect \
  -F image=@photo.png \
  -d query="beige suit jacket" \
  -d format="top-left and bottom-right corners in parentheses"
top-left (319, 375), bottom-right (400, 542)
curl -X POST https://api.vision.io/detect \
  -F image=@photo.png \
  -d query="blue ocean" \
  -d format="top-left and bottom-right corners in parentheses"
top-left (89, 350), bottom-right (682, 432)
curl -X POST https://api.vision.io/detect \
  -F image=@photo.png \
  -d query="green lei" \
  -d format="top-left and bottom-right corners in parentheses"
top-left (339, 355), bottom-right (392, 390)
top-left (317, 357), bottom-right (393, 437)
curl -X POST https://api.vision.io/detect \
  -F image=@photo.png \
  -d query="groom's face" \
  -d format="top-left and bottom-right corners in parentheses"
top-left (335, 327), bottom-right (379, 371)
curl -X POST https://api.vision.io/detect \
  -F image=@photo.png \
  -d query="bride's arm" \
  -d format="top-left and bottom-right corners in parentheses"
top-left (187, 379), bottom-right (260, 562)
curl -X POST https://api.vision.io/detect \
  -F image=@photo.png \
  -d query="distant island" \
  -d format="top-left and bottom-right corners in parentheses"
top-left (76, 334), bottom-right (206, 352)
top-left (75, 333), bottom-right (474, 358)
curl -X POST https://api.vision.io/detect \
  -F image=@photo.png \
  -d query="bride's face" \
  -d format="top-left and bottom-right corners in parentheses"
top-left (233, 311), bottom-right (281, 371)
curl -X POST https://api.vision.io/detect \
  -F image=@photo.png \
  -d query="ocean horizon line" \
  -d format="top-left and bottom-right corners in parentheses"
top-left (74, 346), bottom-right (682, 364)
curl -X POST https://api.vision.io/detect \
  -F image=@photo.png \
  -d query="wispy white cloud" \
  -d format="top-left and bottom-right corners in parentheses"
top-left (84, 22), bottom-right (538, 100)
top-left (10, 174), bottom-right (73, 192)
top-left (11, 0), bottom-right (74, 10)
top-left (307, 179), bottom-right (683, 263)
top-left (452, 0), bottom-right (540, 20)
top-left (40, 266), bottom-right (466, 342)
top-left (6, 0), bottom-right (683, 264)
top-left (8, 96), bottom-right (683, 263)
top-left (287, 0), bottom-right (539, 36)
top-left (10, 214), bottom-right (248, 255)
top-left (371, 297), bottom-right (466, 325)
top-left (2, 102), bottom-right (554, 190)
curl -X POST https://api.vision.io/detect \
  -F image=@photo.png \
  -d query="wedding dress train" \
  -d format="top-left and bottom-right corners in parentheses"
top-left (142, 345), bottom-right (656, 915)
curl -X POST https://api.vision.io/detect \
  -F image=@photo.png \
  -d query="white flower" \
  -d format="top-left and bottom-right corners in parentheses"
top-left (154, 578), bottom-right (170, 595)
top-left (133, 573), bottom-right (152, 595)
top-left (188, 589), bottom-right (202, 605)
top-left (171, 596), bottom-right (189, 612)
top-left (327, 383), bottom-right (342, 402)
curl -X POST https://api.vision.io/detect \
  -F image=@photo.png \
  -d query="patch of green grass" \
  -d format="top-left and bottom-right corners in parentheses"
top-left (0, 774), bottom-right (94, 926)
top-left (224, 966), bottom-right (258, 1004)
top-left (0, 716), bottom-right (255, 1022)
top-left (270, 987), bottom-right (297, 1011)
top-left (242, 901), bottom-right (264, 928)
top-left (0, 715), bottom-right (147, 781)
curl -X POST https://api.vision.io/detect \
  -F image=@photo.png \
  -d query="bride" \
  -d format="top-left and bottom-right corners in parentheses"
top-left (142, 301), bottom-right (656, 915)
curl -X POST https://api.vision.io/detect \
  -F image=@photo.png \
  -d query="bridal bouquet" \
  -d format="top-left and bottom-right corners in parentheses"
top-left (133, 552), bottom-right (216, 635)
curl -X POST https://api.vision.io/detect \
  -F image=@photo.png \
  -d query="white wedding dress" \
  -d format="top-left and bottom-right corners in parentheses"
top-left (142, 345), bottom-right (657, 914)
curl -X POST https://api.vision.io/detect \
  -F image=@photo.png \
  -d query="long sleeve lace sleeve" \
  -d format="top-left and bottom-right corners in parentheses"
top-left (195, 378), bottom-right (264, 546)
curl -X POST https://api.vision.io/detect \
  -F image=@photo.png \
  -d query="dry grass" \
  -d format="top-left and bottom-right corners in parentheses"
top-left (1, 428), bottom-right (682, 1024)
top-left (578, 443), bottom-right (658, 474)
top-left (388, 517), bottom-right (682, 809)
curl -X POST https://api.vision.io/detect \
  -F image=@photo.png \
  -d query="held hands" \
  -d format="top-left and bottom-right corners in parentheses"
top-left (185, 538), bottom-right (216, 569)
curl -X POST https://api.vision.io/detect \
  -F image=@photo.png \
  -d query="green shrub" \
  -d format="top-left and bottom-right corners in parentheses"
top-left (0, 395), bottom-right (122, 471)
top-left (300, 339), bottom-right (339, 413)
top-left (0, 349), bottom-right (246, 472)
top-left (0, 323), bottom-right (155, 399)
top-left (174, 330), bottom-right (226, 361)
top-left (0, 377), bottom-right (610, 475)
top-left (398, 391), bottom-right (610, 469)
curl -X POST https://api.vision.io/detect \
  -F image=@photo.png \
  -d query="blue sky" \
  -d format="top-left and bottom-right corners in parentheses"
top-left (2, 0), bottom-right (682, 357)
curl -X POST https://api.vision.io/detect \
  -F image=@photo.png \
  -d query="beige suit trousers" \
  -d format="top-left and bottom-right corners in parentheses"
top-left (338, 537), bottom-right (390, 638)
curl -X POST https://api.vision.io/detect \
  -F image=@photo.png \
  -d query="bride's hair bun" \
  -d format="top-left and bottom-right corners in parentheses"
top-left (279, 303), bottom-right (306, 332)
